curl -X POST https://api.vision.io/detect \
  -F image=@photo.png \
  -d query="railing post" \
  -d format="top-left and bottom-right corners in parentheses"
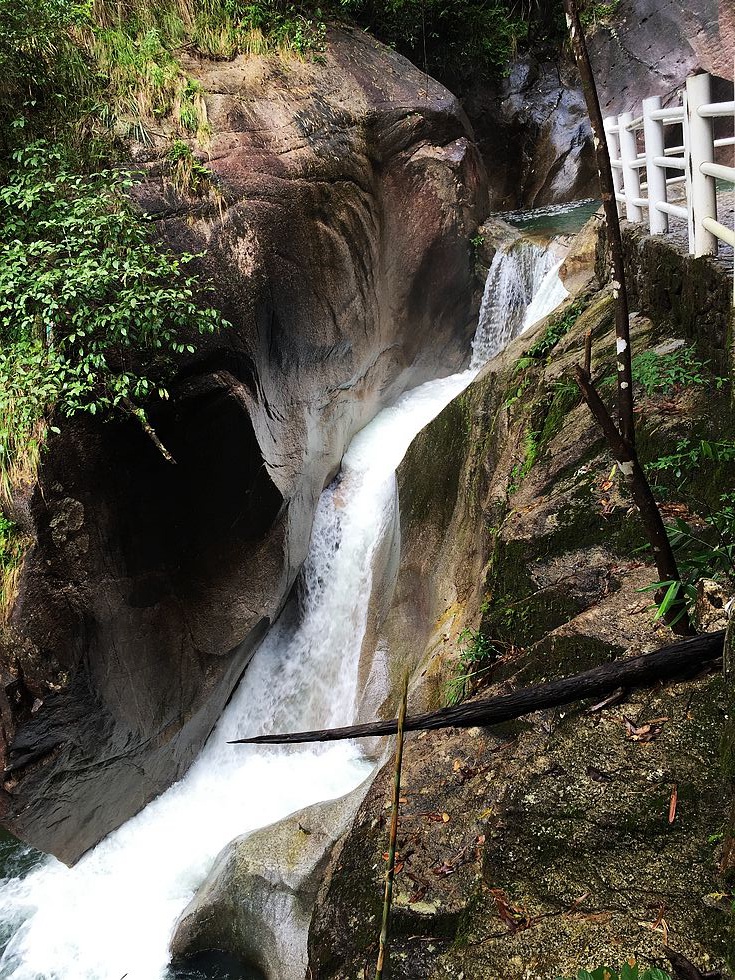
top-left (604, 115), bottom-right (624, 218)
top-left (642, 96), bottom-right (669, 235)
top-left (683, 72), bottom-right (719, 256)
top-left (618, 111), bottom-right (643, 222)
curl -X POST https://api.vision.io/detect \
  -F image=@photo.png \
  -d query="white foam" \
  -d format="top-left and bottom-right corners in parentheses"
top-left (470, 242), bottom-right (567, 368)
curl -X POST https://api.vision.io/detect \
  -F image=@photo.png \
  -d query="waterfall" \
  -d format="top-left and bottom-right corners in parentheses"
top-left (0, 240), bottom-right (568, 980)
top-left (470, 241), bottom-right (568, 369)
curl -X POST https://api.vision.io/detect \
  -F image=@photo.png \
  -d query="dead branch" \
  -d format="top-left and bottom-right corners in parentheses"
top-left (229, 630), bottom-right (723, 745)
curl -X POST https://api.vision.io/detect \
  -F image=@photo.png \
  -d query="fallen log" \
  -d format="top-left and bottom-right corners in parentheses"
top-left (229, 629), bottom-right (724, 746)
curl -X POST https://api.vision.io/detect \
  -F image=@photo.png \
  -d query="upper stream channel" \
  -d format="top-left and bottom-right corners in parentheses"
top-left (0, 204), bottom-right (591, 980)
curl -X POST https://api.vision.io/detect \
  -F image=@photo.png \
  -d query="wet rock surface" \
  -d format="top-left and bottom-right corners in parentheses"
top-left (464, 0), bottom-right (732, 209)
top-left (170, 785), bottom-right (372, 980)
top-left (309, 229), bottom-right (735, 977)
top-left (0, 27), bottom-right (488, 863)
top-left (465, 58), bottom-right (597, 211)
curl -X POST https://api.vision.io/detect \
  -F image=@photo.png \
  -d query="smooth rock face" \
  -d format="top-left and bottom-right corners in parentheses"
top-left (465, 0), bottom-right (732, 209)
top-left (0, 28), bottom-right (488, 863)
top-left (308, 241), bottom-right (734, 979)
top-left (465, 58), bottom-right (597, 210)
top-left (170, 785), bottom-right (371, 980)
top-left (588, 0), bottom-right (733, 116)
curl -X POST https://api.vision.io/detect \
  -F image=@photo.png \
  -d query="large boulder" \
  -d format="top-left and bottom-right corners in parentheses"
top-left (169, 784), bottom-right (372, 980)
top-left (0, 27), bottom-right (488, 863)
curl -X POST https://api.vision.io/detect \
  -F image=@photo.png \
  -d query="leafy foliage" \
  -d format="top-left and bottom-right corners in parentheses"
top-left (0, 0), bottom-right (87, 93)
top-left (641, 434), bottom-right (735, 623)
top-left (0, 140), bottom-right (225, 497)
top-left (557, 965), bottom-right (670, 980)
top-left (630, 345), bottom-right (723, 397)
top-left (640, 491), bottom-right (735, 622)
top-left (0, 0), bottom-right (328, 147)
top-left (445, 628), bottom-right (497, 705)
top-left (337, 0), bottom-right (529, 80)
top-left (0, 0), bottom-right (580, 147)
top-left (647, 437), bottom-right (735, 491)
top-left (578, 0), bottom-right (619, 27)
top-left (524, 299), bottom-right (585, 361)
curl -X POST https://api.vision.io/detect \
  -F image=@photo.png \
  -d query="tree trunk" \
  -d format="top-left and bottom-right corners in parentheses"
top-left (563, 0), bottom-right (692, 635)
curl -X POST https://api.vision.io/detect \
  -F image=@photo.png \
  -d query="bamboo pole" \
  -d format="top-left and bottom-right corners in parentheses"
top-left (376, 671), bottom-right (409, 980)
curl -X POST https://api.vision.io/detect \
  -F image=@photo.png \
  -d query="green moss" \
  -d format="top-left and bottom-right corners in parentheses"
top-left (400, 396), bottom-right (471, 533)
top-left (539, 382), bottom-right (582, 445)
top-left (479, 538), bottom-right (580, 650)
top-left (511, 633), bottom-right (622, 687)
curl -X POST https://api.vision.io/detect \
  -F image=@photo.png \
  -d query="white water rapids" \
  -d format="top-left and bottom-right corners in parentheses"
top-left (470, 241), bottom-right (567, 368)
top-left (0, 240), bottom-right (568, 980)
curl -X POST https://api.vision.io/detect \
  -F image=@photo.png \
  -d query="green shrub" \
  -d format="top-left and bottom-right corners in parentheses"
top-left (631, 345), bottom-right (723, 397)
top-left (166, 139), bottom-right (220, 197)
top-left (579, 0), bottom-right (619, 27)
top-left (0, 140), bottom-right (226, 500)
top-left (1, 0), bottom-right (328, 148)
top-left (336, 0), bottom-right (565, 82)
top-left (557, 965), bottom-right (670, 980)
top-left (525, 300), bottom-right (585, 360)
top-left (647, 437), bottom-right (735, 491)
top-left (445, 627), bottom-right (497, 705)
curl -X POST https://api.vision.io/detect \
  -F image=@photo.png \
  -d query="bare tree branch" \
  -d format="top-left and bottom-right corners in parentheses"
top-left (229, 630), bottom-right (722, 745)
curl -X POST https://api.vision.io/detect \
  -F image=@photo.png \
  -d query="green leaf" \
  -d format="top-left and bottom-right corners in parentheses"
top-left (654, 581), bottom-right (682, 620)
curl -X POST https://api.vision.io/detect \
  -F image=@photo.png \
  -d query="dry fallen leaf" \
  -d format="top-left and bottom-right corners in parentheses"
top-left (640, 906), bottom-right (669, 944)
top-left (669, 784), bottom-right (678, 824)
top-left (490, 888), bottom-right (533, 933)
top-left (623, 716), bottom-right (667, 742)
top-left (442, 812), bottom-right (451, 823)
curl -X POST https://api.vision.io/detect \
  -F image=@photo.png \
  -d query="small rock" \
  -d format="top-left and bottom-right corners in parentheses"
top-left (695, 579), bottom-right (730, 633)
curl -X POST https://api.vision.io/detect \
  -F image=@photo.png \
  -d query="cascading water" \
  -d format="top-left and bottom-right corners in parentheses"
top-left (0, 238), bottom-right (569, 980)
top-left (470, 241), bottom-right (568, 368)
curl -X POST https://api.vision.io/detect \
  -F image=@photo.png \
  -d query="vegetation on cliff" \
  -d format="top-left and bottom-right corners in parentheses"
top-left (0, 0), bottom-right (235, 611)
top-left (1, 0), bottom-right (617, 152)
top-left (0, 0), bottom-right (581, 607)
top-left (0, 139), bottom-right (227, 616)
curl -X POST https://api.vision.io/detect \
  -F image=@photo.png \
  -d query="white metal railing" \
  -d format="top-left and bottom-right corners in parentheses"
top-left (604, 72), bottom-right (735, 303)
